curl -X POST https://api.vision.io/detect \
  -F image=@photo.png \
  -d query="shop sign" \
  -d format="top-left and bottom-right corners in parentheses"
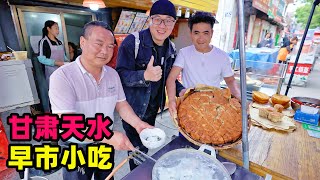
top-left (268, 0), bottom-right (279, 19)
top-left (252, 0), bottom-right (270, 14)
top-left (115, 34), bottom-right (128, 46)
top-left (277, 0), bottom-right (286, 17)
top-left (286, 63), bottom-right (312, 76)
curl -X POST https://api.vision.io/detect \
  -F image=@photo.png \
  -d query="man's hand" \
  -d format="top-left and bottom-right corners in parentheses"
top-left (134, 121), bottom-right (154, 134)
top-left (144, 56), bottom-right (162, 82)
top-left (102, 131), bottom-right (134, 151)
top-left (55, 61), bottom-right (65, 67)
top-left (179, 89), bottom-right (187, 97)
top-left (168, 100), bottom-right (177, 118)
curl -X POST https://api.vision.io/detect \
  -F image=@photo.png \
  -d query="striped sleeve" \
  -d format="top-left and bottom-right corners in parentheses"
top-left (38, 38), bottom-right (51, 58)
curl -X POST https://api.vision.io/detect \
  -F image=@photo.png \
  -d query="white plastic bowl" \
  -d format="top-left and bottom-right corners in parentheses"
top-left (139, 128), bottom-right (166, 149)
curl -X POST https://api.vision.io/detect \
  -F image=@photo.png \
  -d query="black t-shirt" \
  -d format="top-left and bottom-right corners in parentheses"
top-left (150, 40), bottom-right (168, 101)
top-left (38, 36), bottom-right (62, 58)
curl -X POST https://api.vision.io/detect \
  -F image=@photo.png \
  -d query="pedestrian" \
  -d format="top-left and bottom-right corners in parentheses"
top-left (258, 32), bottom-right (274, 48)
top-left (277, 36), bottom-right (298, 64)
top-left (68, 42), bottom-right (78, 62)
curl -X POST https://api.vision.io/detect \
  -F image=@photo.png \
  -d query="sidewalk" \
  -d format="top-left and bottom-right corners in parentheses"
top-left (281, 58), bottom-right (320, 98)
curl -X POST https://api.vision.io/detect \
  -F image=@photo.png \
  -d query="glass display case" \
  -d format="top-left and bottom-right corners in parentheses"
top-left (221, 60), bottom-right (287, 100)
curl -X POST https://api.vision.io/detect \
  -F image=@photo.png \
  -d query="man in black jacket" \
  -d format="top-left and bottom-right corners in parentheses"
top-left (116, 0), bottom-right (184, 170)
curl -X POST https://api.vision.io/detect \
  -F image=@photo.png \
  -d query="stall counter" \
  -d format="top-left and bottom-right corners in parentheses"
top-left (219, 124), bottom-right (320, 180)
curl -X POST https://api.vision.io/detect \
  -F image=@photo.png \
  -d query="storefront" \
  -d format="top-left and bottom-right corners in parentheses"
top-left (5, 0), bottom-right (220, 53)
top-left (246, 0), bottom-right (288, 48)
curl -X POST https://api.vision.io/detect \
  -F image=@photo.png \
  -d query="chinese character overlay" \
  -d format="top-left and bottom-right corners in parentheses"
top-left (34, 115), bottom-right (59, 141)
top-left (8, 114), bottom-right (33, 141)
top-left (61, 144), bottom-right (86, 170)
top-left (7, 145), bottom-right (33, 171)
top-left (60, 115), bottom-right (86, 141)
top-left (34, 144), bottom-right (60, 171)
top-left (86, 114), bottom-right (113, 141)
top-left (87, 144), bottom-right (113, 170)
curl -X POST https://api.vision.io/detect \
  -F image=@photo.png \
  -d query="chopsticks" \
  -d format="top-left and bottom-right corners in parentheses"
top-left (105, 148), bottom-right (157, 180)
top-left (105, 154), bottom-right (133, 180)
top-left (134, 148), bottom-right (157, 162)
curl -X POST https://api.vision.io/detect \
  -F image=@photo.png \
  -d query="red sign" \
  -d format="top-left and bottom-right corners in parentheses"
top-left (286, 63), bottom-right (312, 76)
top-left (115, 34), bottom-right (129, 46)
top-left (253, 0), bottom-right (270, 14)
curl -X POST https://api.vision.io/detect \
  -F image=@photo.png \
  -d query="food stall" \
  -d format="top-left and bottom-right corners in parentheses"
top-left (118, 0), bottom-right (320, 179)
top-left (228, 47), bottom-right (286, 98)
top-left (106, 1), bottom-right (319, 180)
top-left (2, 1), bottom-right (319, 180)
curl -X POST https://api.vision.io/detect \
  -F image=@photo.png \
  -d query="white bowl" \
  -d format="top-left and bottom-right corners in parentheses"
top-left (139, 128), bottom-right (166, 149)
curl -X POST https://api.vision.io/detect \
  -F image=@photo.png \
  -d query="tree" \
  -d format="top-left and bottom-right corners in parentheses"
top-left (295, 0), bottom-right (320, 29)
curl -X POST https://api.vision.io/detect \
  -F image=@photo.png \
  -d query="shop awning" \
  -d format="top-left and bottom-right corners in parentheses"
top-left (170, 0), bottom-right (219, 13)
top-left (39, 0), bottom-right (219, 13)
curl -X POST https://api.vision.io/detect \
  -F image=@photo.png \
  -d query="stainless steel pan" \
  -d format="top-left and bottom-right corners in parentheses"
top-left (152, 145), bottom-right (231, 180)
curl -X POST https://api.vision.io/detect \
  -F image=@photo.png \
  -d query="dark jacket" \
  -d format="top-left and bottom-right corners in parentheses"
top-left (257, 38), bottom-right (273, 48)
top-left (116, 29), bottom-right (184, 118)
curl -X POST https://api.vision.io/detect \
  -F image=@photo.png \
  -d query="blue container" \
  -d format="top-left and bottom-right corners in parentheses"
top-left (294, 110), bottom-right (320, 126)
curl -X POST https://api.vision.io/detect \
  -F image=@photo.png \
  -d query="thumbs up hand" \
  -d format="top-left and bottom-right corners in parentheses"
top-left (144, 56), bottom-right (162, 82)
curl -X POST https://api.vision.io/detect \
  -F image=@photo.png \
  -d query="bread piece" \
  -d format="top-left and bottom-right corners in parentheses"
top-left (252, 91), bottom-right (269, 104)
top-left (259, 107), bottom-right (276, 118)
top-left (274, 104), bottom-right (284, 113)
top-left (271, 94), bottom-right (290, 105)
top-left (270, 99), bottom-right (290, 109)
top-left (259, 108), bottom-right (269, 118)
top-left (253, 95), bottom-right (269, 104)
top-left (266, 107), bottom-right (276, 112)
top-left (267, 112), bottom-right (284, 122)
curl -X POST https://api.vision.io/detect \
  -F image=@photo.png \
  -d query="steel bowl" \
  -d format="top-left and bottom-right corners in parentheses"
top-left (152, 145), bottom-right (231, 180)
top-left (291, 97), bottom-right (320, 111)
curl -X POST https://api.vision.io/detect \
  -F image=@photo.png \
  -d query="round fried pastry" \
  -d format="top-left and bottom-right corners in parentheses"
top-left (271, 94), bottom-right (290, 105)
top-left (178, 89), bottom-right (242, 145)
top-left (252, 91), bottom-right (269, 104)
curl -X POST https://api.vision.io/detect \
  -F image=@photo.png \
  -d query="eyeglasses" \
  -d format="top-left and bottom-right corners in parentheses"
top-left (151, 17), bottom-right (175, 27)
